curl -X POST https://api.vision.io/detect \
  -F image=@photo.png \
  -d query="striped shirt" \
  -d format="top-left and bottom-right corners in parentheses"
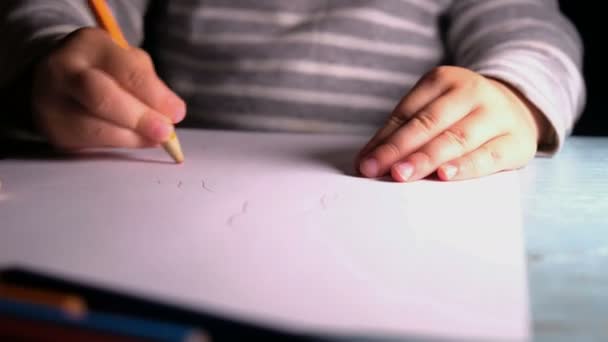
top-left (0, 0), bottom-right (585, 153)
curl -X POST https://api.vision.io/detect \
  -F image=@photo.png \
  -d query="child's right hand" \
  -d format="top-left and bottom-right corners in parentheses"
top-left (31, 28), bottom-right (186, 150)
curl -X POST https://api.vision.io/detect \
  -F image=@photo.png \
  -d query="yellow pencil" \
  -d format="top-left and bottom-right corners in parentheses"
top-left (87, 0), bottom-right (184, 163)
top-left (0, 282), bottom-right (87, 317)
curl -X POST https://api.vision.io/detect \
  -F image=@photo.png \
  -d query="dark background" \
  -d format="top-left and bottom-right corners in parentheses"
top-left (559, 2), bottom-right (605, 136)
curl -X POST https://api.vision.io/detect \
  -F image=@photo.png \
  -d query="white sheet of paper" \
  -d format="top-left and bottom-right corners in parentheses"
top-left (0, 128), bottom-right (529, 341)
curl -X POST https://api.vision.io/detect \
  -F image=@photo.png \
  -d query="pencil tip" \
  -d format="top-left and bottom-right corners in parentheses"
top-left (162, 132), bottom-right (185, 164)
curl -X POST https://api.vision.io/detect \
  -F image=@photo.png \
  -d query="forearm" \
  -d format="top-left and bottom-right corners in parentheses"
top-left (446, 0), bottom-right (585, 155)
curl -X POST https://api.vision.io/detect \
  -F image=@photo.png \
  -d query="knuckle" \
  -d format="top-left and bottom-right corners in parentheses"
top-left (386, 114), bottom-right (406, 128)
top-left (378, 141), bottom-right (402, 160)
top-left (469, 145), bottom-right (499, 174)
top-left (426, 66), bottom-right (454, 84)
top-left (459, 73), bottom-right (485, 92)
top-left (411, 110), bottom-right (441, 135)
top-left (482, 144), bottom-right (503, 163)
top-left (396, 102), bottom-right (416, 119)
top-left (72, 70), bottom-right (112, 114)
top-left (41, 28), bottom-right (101, 73)
top-left (473, 76), bottom-right (489, 96)
top-left (71, 69), bottom-right (95, 91)
top-left (60, 28), bottom-right (104, 54)
top-left (412, 150), bottom-right (432, 167)
top-left (39, 49), bottom-right (85, 81)
top-left (443, 127), bottom-right (469, 150)
top-left (89, 91), bottom-right (114, 115)
top-left (71, 27), bottom-right (106, 44)
top-left (124, 67), bottom-right (149, 90)
top-left (69, 70), bottom-right (89, 93)
top-left (393, 97), bottom-right (415, 121)
top-left (49, 53), bottom-right (87, 78)
top-left (131, 48), bottom-right (154, 68)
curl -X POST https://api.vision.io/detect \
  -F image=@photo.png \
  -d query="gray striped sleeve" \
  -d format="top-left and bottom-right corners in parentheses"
top-left (445, 0), bottom-right (585, 155)
top-left (0, 0), bottom-right (149, 87)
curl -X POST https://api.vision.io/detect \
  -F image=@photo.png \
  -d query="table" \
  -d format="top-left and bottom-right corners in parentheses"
top-left (520, 137), bottom-right (608, 342)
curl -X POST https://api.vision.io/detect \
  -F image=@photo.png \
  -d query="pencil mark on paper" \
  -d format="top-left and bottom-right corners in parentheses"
top-left (227, 215), bottom-right (236, 227)
top-left (320, 194), bottom-right (328, 210)
top-left (320, 193), bottom-right (339, 210)
top-left (227, 201), bottom-right (249, 227)
top-left (201, 180), bottom-right (214, 193)
top-left (298, 193), bottom-right (339, 217)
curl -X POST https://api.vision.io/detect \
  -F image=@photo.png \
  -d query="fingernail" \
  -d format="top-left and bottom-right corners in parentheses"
top-left (360, 158), bottom-right (378, 178)
top-left (394, 162), bottom-right (414, 181)
top-left (442, 164), bottom-right (458, 180)
top-left (151, 119), bottom-right (174, 141)
top-left (172, 101), bottom-right (186, 123)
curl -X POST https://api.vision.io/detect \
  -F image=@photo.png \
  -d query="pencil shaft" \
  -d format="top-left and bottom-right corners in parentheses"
top-left (87, 0), bottom-right (129, 48)
top-left (0, 282), bottom-right (86, 317)
top-left (86, 0), bottom-right (185, 163)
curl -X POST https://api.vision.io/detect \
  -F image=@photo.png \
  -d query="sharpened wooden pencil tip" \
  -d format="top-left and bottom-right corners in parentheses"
top-left (163, 131), bottom-right (185, 164)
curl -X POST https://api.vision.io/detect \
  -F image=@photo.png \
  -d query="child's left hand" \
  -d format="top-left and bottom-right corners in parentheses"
top-left (356, 66), bottom-right (550, 182)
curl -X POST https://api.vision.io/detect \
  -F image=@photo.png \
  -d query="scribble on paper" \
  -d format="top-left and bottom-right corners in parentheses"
top-left (227, 215), bottom-right (236, 226)
top-left (320, 193), bottom-right (339, 210)
top-left (297, 193), bottom-right (339, 217)
top-left (227, 201), bottom-right (249, 227)
top-left (201, 180), bottom-right (214, 193)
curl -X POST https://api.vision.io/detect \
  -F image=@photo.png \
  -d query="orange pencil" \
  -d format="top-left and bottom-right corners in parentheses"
top-left (87, 0), bottom-right (185, 163)
top-left (0, 283), bottom-right (87, 317)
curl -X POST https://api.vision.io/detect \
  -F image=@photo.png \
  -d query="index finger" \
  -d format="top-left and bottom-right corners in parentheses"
top-left (356, 70), bottom-right (453, 165)
top-left (359, 87), bottom-right (477, 178)
top-left (55, 28), bottom-right (186, 124)
top-left (68, 68), bottom-right (175, 143)
top-left (99, 47), bottom-right (187, 123)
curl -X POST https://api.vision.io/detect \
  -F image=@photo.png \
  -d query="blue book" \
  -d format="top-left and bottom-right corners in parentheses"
top-left (0, 298), bottom-right (207, 342)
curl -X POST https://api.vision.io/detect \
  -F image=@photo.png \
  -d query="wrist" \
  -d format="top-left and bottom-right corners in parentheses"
top-left (486, 77), bottom-right (553, 148)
